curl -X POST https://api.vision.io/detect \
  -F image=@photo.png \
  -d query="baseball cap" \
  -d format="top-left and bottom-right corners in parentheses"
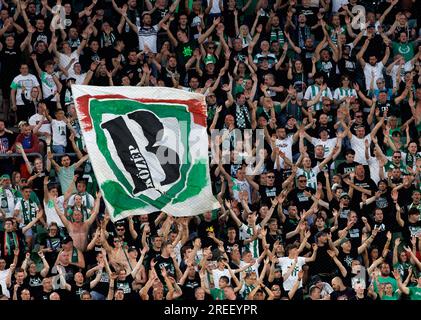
top-left (339, 237), bottom-right (351, 246)
top-left (128, 246), bottom-right (138, 253)
top-left (331, 183), bottom-right (342, 191)
top-left (340, 192), bottom-right (350, 199)
top-left (62, 236), bottom-right (73, 244)
top-left (0, 174), bottom-right (11, 180)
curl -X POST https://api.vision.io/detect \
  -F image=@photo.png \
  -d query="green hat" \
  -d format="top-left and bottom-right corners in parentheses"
top-left (339, 237), bottom-right (351, 246)
top-left (204, 55), bottom-right (216, 65)
top-left (0, 174), bottom-right (11, 180)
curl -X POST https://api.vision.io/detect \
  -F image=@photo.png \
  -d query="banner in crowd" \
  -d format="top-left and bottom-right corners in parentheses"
top-left (72, 85), bottom-right (219, 221)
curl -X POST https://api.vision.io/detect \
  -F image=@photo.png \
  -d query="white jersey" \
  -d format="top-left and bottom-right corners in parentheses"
top-left (333, 87), bottom-right (357, 101)
top-left (278, 256), bottom-right (306, 291)
top-left (51, 119), bottom-right (67, 147)
top-left (239, 260), bottom-right (260, 279)
top-left (297, 166), bottom-right (320, 190)
top-left (239, 223), bottom-right (261, 259)
top-left (350, 134), bottom-right (371, 165)
top-left (304, 85), bottom-right (333, 111)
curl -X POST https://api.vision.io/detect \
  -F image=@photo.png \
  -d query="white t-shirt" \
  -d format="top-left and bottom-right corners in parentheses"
top-left (29, 113), bottom-right (52, 137)
top-left (51, 119), bottom-right (67, 147)
top-left (43, 196), bottom-right (65, 228)
top-left (212, 268), bottom-right (231, 289)
top-left (232, 178), bottom-right (251, 203)
top-left (350, 134), bottom-right (371, 165)
top-left (311, 137), bottom-right (338, 156)
top-left (58, 51), bottom-right (79, 77)
top-left (278, 256), bottom-right (306, 291)
top-left (363, 62), bottom-right (384, 90)
top-left (274, 135), bottom-right (294, 169)
top-left (68, 193), bottom-right (95, 209)
top-left (68, 72), bottom-right (87, 85)
top-left (10, 74), bottom-right (40, 105)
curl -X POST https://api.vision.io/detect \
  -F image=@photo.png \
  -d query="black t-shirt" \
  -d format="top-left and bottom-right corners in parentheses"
top-left (114, 274), bottom-right (135, 298)
top-left (90, 269), bottom-right (110, 296)
top-left (330, 287), bottom-right (356, 300)
top-left (353, 176), bottom-right (377, 203)
top-left (197, 218), bottom-right (220, 248)
top-left (154, 255), bottom-right (175, 283)
top-left (338, 246), bottom-right (358, 278)
top-left (0, 46), bottom-right (21, 81)
top-left (24, 272), bottom-right (44, 297)
top-left (70, 282), bottom-right (90, 300)
top-left (258, 184), bottom-right (282, 205)
top-left (287, 187), bottom-right (315, 212)
top-left (402, 220), bottom-right (421, 244)
top-left (181, 274), bottom-right (201, 300)
top-left (41, 234), bottom-right (62, 267)
top-left (336, 161), bottom-right (360, 177)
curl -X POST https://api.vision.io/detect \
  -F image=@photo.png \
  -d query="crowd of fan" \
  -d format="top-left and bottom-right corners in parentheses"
top-left (0, 0), bottom-right (421, 301)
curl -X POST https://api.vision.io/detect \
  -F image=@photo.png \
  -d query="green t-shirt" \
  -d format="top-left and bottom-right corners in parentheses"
top-left (210, 287), bottom-right (225, 300)
top-left (57, 164), bottom-right (76, 194)
top-left (408, 286), bottom-right (421, 300)
top-left (381, 294), bottom-right (399, 300)
top-left (373, 276), bottom-right (398, 294)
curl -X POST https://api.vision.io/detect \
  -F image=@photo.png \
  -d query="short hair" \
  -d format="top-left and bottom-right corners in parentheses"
top-left (219, 276), bottom-right (230, 284)
top-left (345, 149), bottom-right (356, 156)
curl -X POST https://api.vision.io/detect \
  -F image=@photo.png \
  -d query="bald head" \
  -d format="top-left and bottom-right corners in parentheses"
top-left (331, 277), bottom-right (344, 291)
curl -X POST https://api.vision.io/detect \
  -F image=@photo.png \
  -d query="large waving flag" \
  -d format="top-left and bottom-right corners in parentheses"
top-left (72, 85), bottom-right (219, 221)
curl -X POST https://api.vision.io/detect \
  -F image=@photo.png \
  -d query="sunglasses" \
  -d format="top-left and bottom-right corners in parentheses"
top-left (267, 176), bottom-right (275, 178)
top-left (299, 180), bottom-right (307, 182)
top-left (355, 115), bottom-right (362, 118)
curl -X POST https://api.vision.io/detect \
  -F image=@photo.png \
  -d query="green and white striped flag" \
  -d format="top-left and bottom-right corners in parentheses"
top-left (72, 85), bottom-right (219, 222)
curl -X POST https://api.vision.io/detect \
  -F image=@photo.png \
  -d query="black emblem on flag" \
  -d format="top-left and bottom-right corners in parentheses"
top-left (101, 110), bottom-right (180, 195)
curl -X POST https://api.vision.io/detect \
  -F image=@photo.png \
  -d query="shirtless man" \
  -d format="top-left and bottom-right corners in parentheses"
top-left (53, 191), bottom-right (101, 251)
top-left (100, 225), bottom-right (131, 273)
